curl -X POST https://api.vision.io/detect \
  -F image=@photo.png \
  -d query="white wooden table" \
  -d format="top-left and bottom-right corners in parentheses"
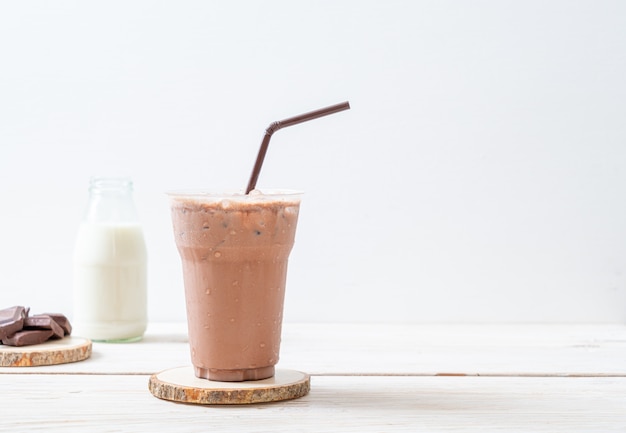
top-left (2, 323), bottom-right (626, 432)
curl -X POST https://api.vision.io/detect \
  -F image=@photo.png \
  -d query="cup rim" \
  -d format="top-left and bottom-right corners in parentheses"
top-left (166, 189), bottom-right (303, 200)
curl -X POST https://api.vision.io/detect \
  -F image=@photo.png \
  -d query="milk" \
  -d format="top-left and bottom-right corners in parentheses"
top-left (73, 222), bottom-right (147, 341)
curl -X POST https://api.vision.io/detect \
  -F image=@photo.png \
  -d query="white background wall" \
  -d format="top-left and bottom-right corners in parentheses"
top-left (1, 0), bottom-right (625, 324)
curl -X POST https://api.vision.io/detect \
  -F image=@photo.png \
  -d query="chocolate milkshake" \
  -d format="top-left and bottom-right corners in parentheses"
top-left (169, 190), bottom-right (301, 381)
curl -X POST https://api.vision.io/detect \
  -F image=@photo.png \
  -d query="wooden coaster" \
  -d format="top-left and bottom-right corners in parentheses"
top-left (149, 367), bottom-right (310, 405)
top-left (0, 336), bottom-right (92, 367)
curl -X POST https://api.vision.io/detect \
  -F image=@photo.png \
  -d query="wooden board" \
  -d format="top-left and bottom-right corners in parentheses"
top-left (4, 374), bottom-right (626, 432)
top-left (149, 367), bottom-right (310, 405)
top-left (0, 336), bottom-right (92, 367)
top-left (2, 323), bottom-right (625, 376)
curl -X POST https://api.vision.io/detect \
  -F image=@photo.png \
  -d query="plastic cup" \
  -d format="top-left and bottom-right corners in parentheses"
top-left (168, 190), bottom-right (301, 381)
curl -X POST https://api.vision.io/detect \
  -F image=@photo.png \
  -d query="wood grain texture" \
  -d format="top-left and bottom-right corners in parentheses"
top-left (0, 337), bottom-right (91, 367)
top-left (1, 374), bottom-right (625, 432)
top-left (2, 324), bottom-right (626, 431)
top-left (149, 367), bottom-right (310, 404)
top-left (2, 323), bottom-right (625, 376)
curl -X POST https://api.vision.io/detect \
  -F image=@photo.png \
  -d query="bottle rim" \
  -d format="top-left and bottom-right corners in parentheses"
top-left (89, 176), bottom-right (134, 192)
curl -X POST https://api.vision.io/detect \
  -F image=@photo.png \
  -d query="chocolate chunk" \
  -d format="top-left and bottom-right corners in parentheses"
top-left (45, 313), bottom-right (72, 336)
top-left (0, 306), bottom-right (27, 340)
top-left (24, 315), bottom-right (65, 339)
top-left (0, 306), bottom-right (73, 346)
top-left (2, 329), bottom-right (54, 347)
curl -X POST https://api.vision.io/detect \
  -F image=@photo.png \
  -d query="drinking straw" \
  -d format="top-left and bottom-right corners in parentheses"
top-left (245, 101), bottom-right (351, 194)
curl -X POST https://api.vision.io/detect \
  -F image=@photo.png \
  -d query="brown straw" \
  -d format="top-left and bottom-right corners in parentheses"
top-left (245, 101), bottom-right (351, 194)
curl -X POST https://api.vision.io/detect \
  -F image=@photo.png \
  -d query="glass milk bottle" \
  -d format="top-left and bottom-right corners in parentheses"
top-left (73, 177), bottom-right (147, 342)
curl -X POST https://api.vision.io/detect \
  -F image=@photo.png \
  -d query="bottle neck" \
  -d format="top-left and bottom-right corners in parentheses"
top-left (89, 176), bottom-right (133, 192)
top-left (83, 177), bottom-right (140, 223)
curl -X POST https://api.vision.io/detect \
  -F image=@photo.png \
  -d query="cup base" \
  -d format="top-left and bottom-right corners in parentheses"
top-left (194, 365), bottom-right (275, 382)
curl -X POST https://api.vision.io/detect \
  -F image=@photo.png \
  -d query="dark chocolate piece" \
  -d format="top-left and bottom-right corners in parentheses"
top-left (2, 329), bottom-right (54, 347)
top-left (0, 306), bottom-right (73, 346)
top-left (45, 313), bottom-right (72, 336)
top-left (24, 315), bottom-right (65, 339)
top-left (0, 306), bottom-right (27, 340)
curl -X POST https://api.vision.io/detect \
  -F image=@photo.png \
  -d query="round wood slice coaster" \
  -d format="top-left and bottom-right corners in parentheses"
top-left (149, 366), bottom-right (310, 405)
top-left (0, 336), bottom-right (92, 367)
